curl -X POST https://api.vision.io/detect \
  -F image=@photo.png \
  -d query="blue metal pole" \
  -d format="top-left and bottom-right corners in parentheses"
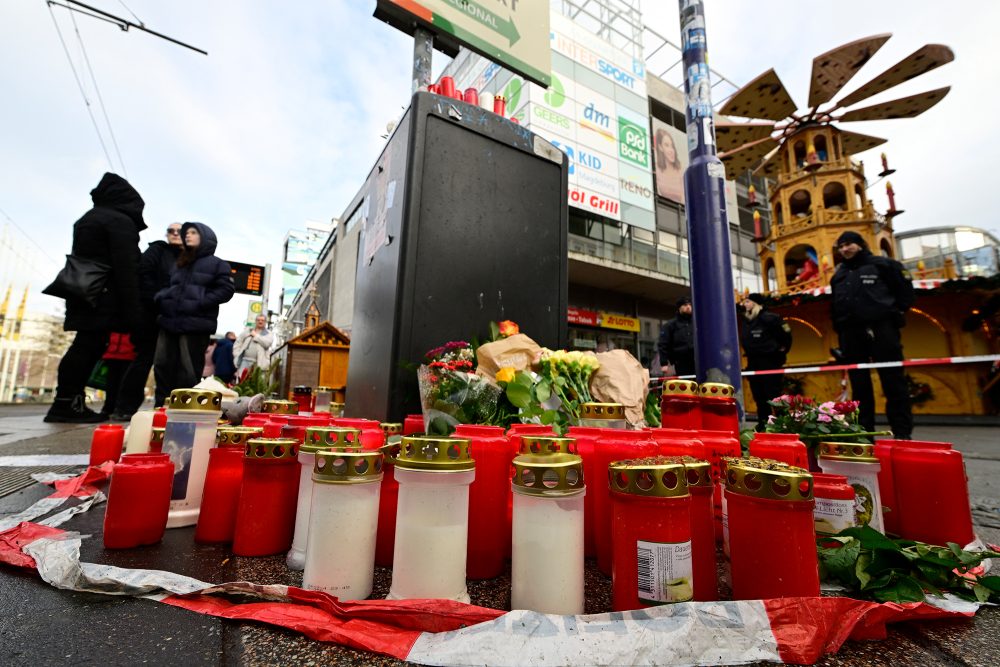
top-left (676, 0), bottom-right (744, 417)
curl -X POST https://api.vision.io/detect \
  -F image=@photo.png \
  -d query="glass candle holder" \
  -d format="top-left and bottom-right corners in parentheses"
top-left (818, 442), bottom-right (884, 533)
top-left (103, 455), bottom-right (174, 549)
top-left (388, 437), bottom-right (475, 603)
top-left (725, 458), bottom-right (818, 600)
top-left (292, 386), bottom-right (313, 414)
top-left (511, 451), bottom-right (585, 615)
top-left (232, 438), bottom-right (301, 557)
top-left (659, 380), bottom-right (701, 430)
top-left (609, 458), bottom-right (692, 611)
top-left (812, 472), bottom-right (856, 535)
top-left (303, 448), bottom-right (383, 600)
top-left (504, 424), bottom-right (554, 558)
top-left (90, 424), bottom-right (125, 466)
top-left (333, 418), bottom-right (385, 450)
top-left (749, 432), bottom-right (809, 469)
top-left (453, 424), bottom-right (510, 580)
top-left (313, 386), bottom-right (334, 414)
top-left (162, 389), bottom-right (222, 528)
top-left (579, 402), bottom-right (627, 429)
top-left (889, 440), bottom-right (974, 546)
top-left (698, 384), bottom-right (739, 439)
top-left (287, 427), bottom-right (361, 570)
top-left (328, 402), bottom-right (346, 418)
top-left (593, 430), bottom-right (657, 575)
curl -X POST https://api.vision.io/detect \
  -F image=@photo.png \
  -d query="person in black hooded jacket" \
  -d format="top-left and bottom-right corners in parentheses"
top-left (45, 173), bottom-right (145, 423)
top-left (658, 296), bottom-right (695, 377)
top-left (153, 222), bottom-right (235, 397)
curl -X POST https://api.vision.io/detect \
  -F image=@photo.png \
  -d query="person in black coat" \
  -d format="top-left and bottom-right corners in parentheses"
top-left (740, 293), bottom-right (792, 430)
top-left (45, 173), bottom-right (145, 423)
top-left (153, 222), bottom-right (235, 397)
top-left (658, 296), bottom-right (695, 377)
top-left (212, 331), bottom-right (238, 384)
top-left (109, 223), bottom-right (183, 415)
top-left (830, 231), bottom-right (915, 439)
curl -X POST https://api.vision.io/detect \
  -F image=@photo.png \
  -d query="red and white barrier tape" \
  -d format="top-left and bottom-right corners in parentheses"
top-left (653, 354), bottom-right (1000, 382)
top-left (0, 466), bottom-right (989, 666)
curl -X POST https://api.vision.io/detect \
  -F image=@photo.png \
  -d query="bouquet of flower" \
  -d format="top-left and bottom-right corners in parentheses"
top-left (501, 349), bottom-right (600, 434)
top-left (417, 341), bottom-right (503, 434)
top-left (765, 394), bottom-right (875, 446)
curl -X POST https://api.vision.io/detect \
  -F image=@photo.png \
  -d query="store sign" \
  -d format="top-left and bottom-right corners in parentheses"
top-left (376, 0), bottom-right (551, 86)
top-left (600, 312), bottom-right (640, 332)
top-left (569, 185), bottom-right (620, 220)
top-left (618, 162), bottom-right (655, 211)
top-left (568, 306), bottom-right (599, 326)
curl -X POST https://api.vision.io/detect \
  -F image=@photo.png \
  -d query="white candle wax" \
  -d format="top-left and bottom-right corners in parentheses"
top-left (286, 451), bottom-right (318, 570)
top-left (511, 491), bottom-right (585, 615)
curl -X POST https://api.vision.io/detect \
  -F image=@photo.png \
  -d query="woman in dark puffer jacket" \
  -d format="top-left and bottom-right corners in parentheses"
top-left (153, 222), bottom-right (234, 398)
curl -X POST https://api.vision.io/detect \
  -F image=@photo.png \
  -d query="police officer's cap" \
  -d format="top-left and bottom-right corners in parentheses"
top-left (836, 231), bottom-right (866, 248)
top-left (675, 296), bottom-right (691, 307)
top-left (746, 293), bottom-right (766, 306)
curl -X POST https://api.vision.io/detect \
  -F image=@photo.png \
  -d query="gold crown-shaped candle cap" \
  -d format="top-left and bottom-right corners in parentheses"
top-left (723, 457), bottom-right (813, 501)
top-left (329, 402), bottom-right (346, 416)
top-left (313, 448), bottom-right (383, 484)
top-left (380, 441), bottom-right (402, 465)
top-left (244, 438), bottom-right (299, 461)
top-left (580, 402), bottom-right (625, 420)
top-left (698, 383), bottom-right (734, 399)
top-left (302, 427), bottom-right (362, 453)
top-left (608, 457), bottom-right (690, 498)
top-left (396, 436), bottom-right (474, 471)
top-left (216, 426), bottom-right (264, 448)
top-left (818, 442), bottom-right (877, 462)
top-left (150, 427), bottom-right (165, 444)
top-left (380, 422), bottom-right (403, 436)
top-left (518, 436), bottom-right (578, 456)
top-left (262, 399), bottom-right (299, 415)
top-left (167, 388), bottom-right (222, 411)
top-left (315, 386), bottom-right (334, 393)
top-left (513, 452), bottom-right (584, 497)
top-left (661, 379), bottom-right (699, 397)
top-left (674, 455), bottom-right (712, 487)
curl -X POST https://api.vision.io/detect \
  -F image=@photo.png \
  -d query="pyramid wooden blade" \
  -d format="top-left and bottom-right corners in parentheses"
top-left (839, 86), bottom-right (950, 122)
top-left (720, 136), bottom-right (779, 180)
top-left (719, 69), bottom-right (797, 121)
top-left (807, 34), bottom-right (891, 108)
top-left (755, 146), bottom-right (783, 177)
top-left (715, 122), bottom-right (775, 153)
top-left (836, 44), bottom-right (954, 109)
top-left (838, 129), bottom-right (888, 157)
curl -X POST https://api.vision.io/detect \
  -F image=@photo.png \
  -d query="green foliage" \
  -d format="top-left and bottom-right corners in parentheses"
top-left (817, 525), bottom-right (1000, 603)
top-left (644, 390), bottom-right (661, 427)
top-left (232, 360), bottom-right (281, 397)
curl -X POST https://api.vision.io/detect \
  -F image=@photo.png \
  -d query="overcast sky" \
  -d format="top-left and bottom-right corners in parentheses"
top-left (1, 1), bottom-right (996, 332)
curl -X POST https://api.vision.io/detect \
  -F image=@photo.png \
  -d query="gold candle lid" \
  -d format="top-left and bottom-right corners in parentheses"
top-left (313, 448), bottom-right (383, 484)
top-left (330, 401), bottom-right (345, 411)
top-left (661, 379), bottom-right (699, 397)
top-left (380, 422), bottom-right (403, 436)
top-left (262, 399), bottom-right (299, 415)
top-left (512, 452), bottom-right (584, 497)
top-left (166, 388), bottom-right (222, 411)
top-left (216, 426), bottom-right (264, 448)
top-left (150, 427), bottom-right (165, 443)
top-left (698, 383), bottom-right (734, 399)
top-left (608, 457), bottom-right (689, 498)
top-left (676, 456), bottom-right (712, 487)
top-left (395, 436), bottom-right (474, 471)
top-left (244, 438), bottom-right (298, 461)
top-left (316, 386), bottom-right (334, 393)
top-left (518, 436), bottom-right (578, 456)
top-left (302, 427), bottom-right (362, 453)
top-left (818, 442), bottom-right (877, 462)
top-left (724, 457), bottom-right (813, 501)
top-left (580, 402), bottom-right (625, 420)
top-left (381, 441), bottom-right (402, 465)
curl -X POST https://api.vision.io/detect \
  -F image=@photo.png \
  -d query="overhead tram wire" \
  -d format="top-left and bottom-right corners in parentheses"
top-left (0, 207), bottom-right (61, 267)
top-left (65, 4), bottom-right (127, 176)
top-left (46, 1), bottom-right (115, 172)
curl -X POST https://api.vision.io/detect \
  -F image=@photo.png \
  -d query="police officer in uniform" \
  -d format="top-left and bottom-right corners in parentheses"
top-left (658, 296), bottom-right (695, 377)
top-left (740, 293), bottom-right (792, 430)
top-left (830, 231), bottom-right (915, 438)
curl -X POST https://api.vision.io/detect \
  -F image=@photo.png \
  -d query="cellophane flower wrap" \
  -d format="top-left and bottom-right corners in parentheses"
top-left (417, 341), bottom-right (501, 435)
top-left (765, 395), bottom-right (871, 446)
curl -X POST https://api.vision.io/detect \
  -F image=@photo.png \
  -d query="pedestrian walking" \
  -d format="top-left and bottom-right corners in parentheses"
top-left (153, 222), bottom-right (235, 397)
top-left (212, 331), bottom-right (238, 384)
top-left (100, 332), bottom-right (137, 420)
top-left (830, 231), bottom-right (915, 439)
top-left (740, 293), bottom-right (792, 430)
top-left (44, 173), bottom-right (144, 423)
top-left (234, 314), bottom-right (274, 375)
top-left (112, 223), bottom-right (183, 413)
top-left (658, 296), bottom-right (695, 377)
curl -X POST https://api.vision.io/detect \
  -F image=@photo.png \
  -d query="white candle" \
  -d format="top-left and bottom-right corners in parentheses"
top-left (511, 491), bottom-right (585, 614)
top-left (123, 410), bottom-right (155, 455)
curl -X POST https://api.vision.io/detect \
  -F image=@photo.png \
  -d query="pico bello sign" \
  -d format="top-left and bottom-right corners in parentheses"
top-left (376, 0), bottom-right (551, 86)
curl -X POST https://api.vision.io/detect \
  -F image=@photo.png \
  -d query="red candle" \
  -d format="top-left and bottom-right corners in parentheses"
top-left (262, 421), bottom-right (284, 438)
top-left (103, 457), bottom-right (173, 548)
top-left (891, 440), bottom-right (974, 546)
top-left (749, 432), bottom-right (808, 469)
top-left (725, 458), bottom-right (818, 599)
top-left (333, 418), bottom-right (385, 450)
top-left (593, 429), bottom-right (658, 575)
top-left (438, 76), bottom-right (456, 98)
top-left (682, 458), bottom-right (717, 601)
top-left (646, 427), bottom-right (706, 459)
top-left (242, 415), bottom-right (269, 429)
top-left (453, 424), bottom-right (509, 579)
top-left (90, 424), bottom-right (125, 466)
top-left (463, 88), bottom-right (479, 105)
top-left (232, 439), bottom-right (301, 556)
top-left (695, 429), bottom-right (741, 542)
top-left (610, 458), bottom-right (692, 611)
top-left (375, 440), bottom-right (400, 568)
top-left (812, 473), bottom-right (856, 535)
top-left (281, 414), bottom-right (327, 443)
top-left (698, 383), bottom-right (739, 439)
top-left (195, 447), bottom-right (245, 544)
top-left (403, 414), bottom-right (424, 435)
top-left (493, 95), bottom-right (506, 116)
top-left (873, 439), bottom-right (900, 536)
top-left (567, 426), bottom-right (603, 558)
top-left (659, 380), bottom-right (701, 430)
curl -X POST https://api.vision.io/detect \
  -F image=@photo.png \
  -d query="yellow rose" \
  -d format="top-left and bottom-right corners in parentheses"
top-left (496, 367), bottom-right (516, 383)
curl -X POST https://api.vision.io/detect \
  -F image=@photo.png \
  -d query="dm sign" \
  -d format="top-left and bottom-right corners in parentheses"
top-left (376, 0), bottom-right (551, 86)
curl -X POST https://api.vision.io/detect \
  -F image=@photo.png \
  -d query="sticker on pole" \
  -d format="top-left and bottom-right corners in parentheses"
top-left (637, 539), bottom-right (693, 604)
